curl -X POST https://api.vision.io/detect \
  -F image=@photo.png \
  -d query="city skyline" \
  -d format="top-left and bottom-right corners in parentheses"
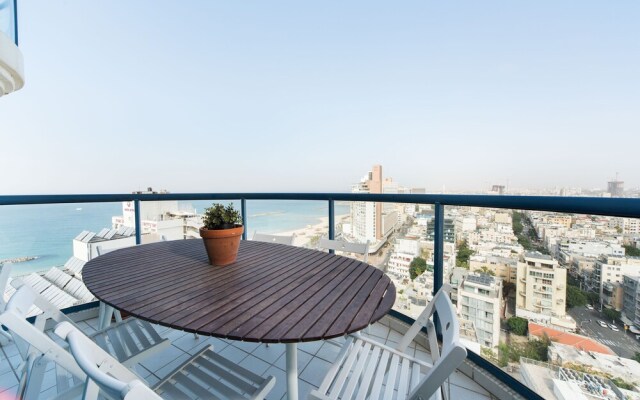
top-left (1, 1), bottom-right (639, 194)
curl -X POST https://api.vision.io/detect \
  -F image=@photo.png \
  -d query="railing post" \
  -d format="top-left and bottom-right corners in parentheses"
top-left (328, 200), bottom-right (335, 254)
top-left (134, 199), bottom-right (142, 245)
top-left (241, 199), bottom-right (247, 240)
top-left (13, 0), bottom-right (18, 46)
top-left (433, 202), bottom-right (444, 295)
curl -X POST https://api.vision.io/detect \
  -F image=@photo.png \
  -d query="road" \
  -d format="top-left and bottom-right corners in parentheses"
top-left (568, 306), bottom-right (640, 358)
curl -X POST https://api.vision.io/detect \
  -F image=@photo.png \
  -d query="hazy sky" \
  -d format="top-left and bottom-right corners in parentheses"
top-left (1, 1), bottom-right (638, 194)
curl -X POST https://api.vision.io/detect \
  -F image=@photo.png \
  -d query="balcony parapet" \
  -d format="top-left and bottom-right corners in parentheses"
top-left (0, 30), bottom-right (23, 97)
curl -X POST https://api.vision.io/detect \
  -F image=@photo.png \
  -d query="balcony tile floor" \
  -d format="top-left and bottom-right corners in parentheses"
top-left (0, 316), bottom-right (493, 399)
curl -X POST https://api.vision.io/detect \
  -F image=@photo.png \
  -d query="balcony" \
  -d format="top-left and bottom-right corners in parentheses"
top-left (1, 192), bottom-right (639, 400)
top-left (0, 0), bottom-right (23, 97)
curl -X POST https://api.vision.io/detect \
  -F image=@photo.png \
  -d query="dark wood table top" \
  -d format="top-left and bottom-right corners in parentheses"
top-left (83, 240), bottom-right (396, 343)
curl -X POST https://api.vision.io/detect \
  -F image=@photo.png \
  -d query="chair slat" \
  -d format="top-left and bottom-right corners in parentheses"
top-left (396, 357), bottom-right (411, 400)
top-left (410, 362), bottom-right (422, 393)
top-left (354, 345), bottom-right (381, 400)
top-left (158, 381), bottom-right (201, 400)
top-left (174, 368), bottom-right (222, 399)
top-left (368, 349), bottom-right (390, 400)
top-left (105, 327), bottom-right (128, 360)
top-left (342, 341), bottom-right (372, 399)
top-left (116, 323), bottom-right (140, 356)
top-left (194, 351), bottom-right (259, 394)
top-left (129, 320), bottom-right (152, 349)
top-left (383, 354), bottom-right (401, 400)
top-left (331, 339), bottom-right (364, 397)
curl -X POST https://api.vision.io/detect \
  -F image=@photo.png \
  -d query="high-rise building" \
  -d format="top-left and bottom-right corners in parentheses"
top-left (516, 252), bottom-right (567, 317)
top-left (426, 218), bottom-right (455, 243)
top-left (351, 165), bottom-right (383, 243)
top-left (608, 178), bottom-right (624, 197)
top-left (458, 273), bottom-right (503, 348)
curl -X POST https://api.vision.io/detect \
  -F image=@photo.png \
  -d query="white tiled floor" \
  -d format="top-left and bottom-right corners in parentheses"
top-left (0, 315), bottom-right (494, 400)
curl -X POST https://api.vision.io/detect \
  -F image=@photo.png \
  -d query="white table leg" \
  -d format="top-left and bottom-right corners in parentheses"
top-left (98, 303), bottom-right (114, 330)
top-left (286, 343), bottom-right (298, 400)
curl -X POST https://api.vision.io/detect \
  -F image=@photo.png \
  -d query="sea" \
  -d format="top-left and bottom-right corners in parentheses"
top-left (0, 200), bottom-right (350, 277)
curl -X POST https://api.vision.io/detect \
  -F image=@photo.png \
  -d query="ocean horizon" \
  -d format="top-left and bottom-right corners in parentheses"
top-left (0, 200), bottom-right (349, 276)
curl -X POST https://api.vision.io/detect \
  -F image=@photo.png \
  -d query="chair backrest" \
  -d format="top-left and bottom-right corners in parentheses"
top-left (252, 232), bottom-right (294, 245)
top-left (398, 284), bottom-right (468, 400)
top-left (0, 262), bottom-right (12, 311)
top-left (63, 256), bottom-right (86, 278)
top-left (0, 286), bottom-right (87, 379)
top-left (55, 321), bottom-right (160, 400)
top-left (317, 238), bottom-right (369, 262)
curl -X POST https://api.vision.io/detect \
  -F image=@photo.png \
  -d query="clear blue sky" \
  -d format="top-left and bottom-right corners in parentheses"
top-left (1, 1), bottom-right (638, 194)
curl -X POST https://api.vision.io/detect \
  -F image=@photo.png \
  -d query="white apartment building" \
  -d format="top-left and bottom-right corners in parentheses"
top-left (609, 217), bottom-right (640, 235)
top-left (456, 216), bottom-right (477, 233)
top-left (349, 165), bottom-right (397, 247)
top-left (458, 273), bottom-right (503, 348)
top-left (557, 239), bottom-right (624, 258)
top-left (387, 239), bottom-right (421, 281)
top-left (112, 190), bottom-right (201, 241)
top-left (469, 255), bottom-right (517, 283)
top-left (516, 252), bottom-right (567, 318)
top-left (592, 256), bottom-right (640, 298)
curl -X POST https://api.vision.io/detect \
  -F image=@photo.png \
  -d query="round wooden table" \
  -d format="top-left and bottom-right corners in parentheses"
top-left (83, 239), bottom-right (396, 400)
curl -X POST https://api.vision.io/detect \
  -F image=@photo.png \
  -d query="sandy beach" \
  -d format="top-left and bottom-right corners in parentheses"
top-left (276, 214), bottom-right (350, 247)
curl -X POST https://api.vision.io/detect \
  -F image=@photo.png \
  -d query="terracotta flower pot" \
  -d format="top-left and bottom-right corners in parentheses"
top-left (199, 225), bottom-right (244, 266)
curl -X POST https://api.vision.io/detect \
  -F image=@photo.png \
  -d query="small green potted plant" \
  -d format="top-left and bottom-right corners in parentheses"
top-left (200, 203), bottom-right (243, 266)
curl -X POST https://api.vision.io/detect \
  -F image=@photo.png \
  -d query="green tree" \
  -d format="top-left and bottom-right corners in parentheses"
top-left (523, 335), bottom-right (551, 362)
top-left (456, 240), bottom-right (474, 269)
top-left (633, 352), bottom-right (640, 363)
top-left (508, 317), bottom-right (528, 336)
top-left (603, 308), bottom-right (621, 321)
top-left (512, 212), bottom-right (524, 236)
top-left (497, 342), bottom-right (510, 367)
top-left (624, 245), bottom-right (640, 257)
top-left (502, 282), bottom-right (515, 299)
top-left (474, 266), bottom-right (496, 276)
top-left (586, 291), bottom-right (600, 306)
top-left (566, 285), bottom-right (587, 308)
top-left (409, 257), bottom-right (427, 281)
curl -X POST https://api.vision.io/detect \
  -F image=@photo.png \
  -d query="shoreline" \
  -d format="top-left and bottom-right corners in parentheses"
top-left (276, 213), bottom-right (350, 247)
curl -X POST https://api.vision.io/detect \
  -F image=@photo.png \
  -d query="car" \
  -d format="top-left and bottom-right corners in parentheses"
top-left (598, 320), bottom-right (607, 327)
top-left (609, 324), bottom-right (619, 331)
top-left (586, 305), bottom-right (594, 310)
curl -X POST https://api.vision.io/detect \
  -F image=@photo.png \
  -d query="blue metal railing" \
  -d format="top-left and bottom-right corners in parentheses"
top-left (2, 192), bottom-right (640, 400)
top-left (0, 0), bottom-right (18, 45)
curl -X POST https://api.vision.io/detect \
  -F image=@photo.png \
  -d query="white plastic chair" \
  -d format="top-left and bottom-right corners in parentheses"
top-left (0, 285), bottom-right (170, 399)
top-left (56, 321), bottom-right (277, 400)
top-left (0, 262), bottom-right (14, 344)
top-left (62, 256), bottom-right (86, 279)
top-left (252, 232), bottom-right (295, 245)
top-left (13, 273), bottom-right (79, 310)
top-left (309, 284), bottom-right (467, 400)
top-left (317, 238), bottom-right (370, 262)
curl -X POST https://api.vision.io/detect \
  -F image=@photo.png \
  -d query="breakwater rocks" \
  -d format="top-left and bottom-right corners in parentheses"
top-left (0, 256), bottom-right (39, 264)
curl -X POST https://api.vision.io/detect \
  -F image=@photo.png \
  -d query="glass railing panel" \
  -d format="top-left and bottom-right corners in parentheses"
top-left (0, 202), bottom-right (121, 277)
top-left (335, 200), bottom-right (431, 318)
top-left (141, 198), bottom-right (211, 241)
top-left (243, 200), bottom-right (331, 248)
top-left (448, 206), bottom-right (640, 394)
top-left (0, 0), bottom-right (16, 44)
